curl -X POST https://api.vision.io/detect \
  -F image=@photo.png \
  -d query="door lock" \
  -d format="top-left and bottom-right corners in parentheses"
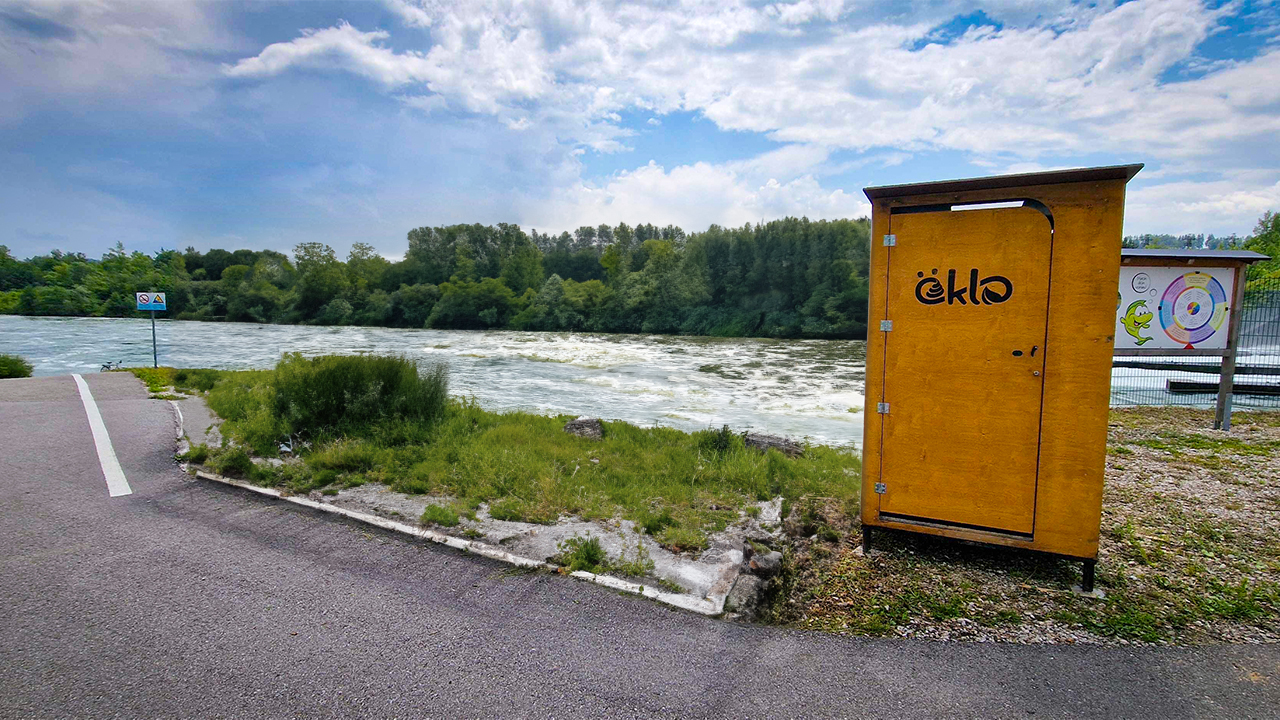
top-left (1033, 371), bottom-right (1041, 377)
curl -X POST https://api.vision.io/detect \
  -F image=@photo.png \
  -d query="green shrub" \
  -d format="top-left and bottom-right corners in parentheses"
top-left (210, 447), bottom-right (254, 478)
top-left (271, 353), bottom-right (448, 436)
top-left (421, 504), bottom-right (460, 527)
top-left (0, 354), bottom-right (34, 379)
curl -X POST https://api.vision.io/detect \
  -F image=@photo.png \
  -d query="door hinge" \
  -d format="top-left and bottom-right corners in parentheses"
top-left (877, 402), bottom-right (890, 414)
top-left (880, 319), bottom-right (893, 332)
top-left (874, 482), bottom-right (887, 495)
top-left (882, 234), bottom-right (896, 246)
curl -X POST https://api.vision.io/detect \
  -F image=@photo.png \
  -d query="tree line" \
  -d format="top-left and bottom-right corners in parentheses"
top-left (0, 217), bottom-right (873, 339)
top-left (5, 210), bottom-right (1272, 338)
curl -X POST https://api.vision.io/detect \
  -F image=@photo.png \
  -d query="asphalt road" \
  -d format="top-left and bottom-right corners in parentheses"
top-left (1, 373), bottom-right (1277, 719)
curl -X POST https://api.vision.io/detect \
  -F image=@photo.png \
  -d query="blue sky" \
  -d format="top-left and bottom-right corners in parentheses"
top-left (2, 0), bottom-right (1279, 260)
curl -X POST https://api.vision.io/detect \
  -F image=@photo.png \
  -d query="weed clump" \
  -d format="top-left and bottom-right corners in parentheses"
top-left (178, 444), bottom-right (211, 464)
top-left (204, 354), bottom-right (449, 456)
top-left (557, 535), bottom-right (607, 573)
top-left (209, 447), bottom-right (254, 478)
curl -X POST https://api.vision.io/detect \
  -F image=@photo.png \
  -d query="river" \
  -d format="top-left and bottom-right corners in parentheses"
top-left (6, 316), bottom-right (1272, 444)
top-left (0, 316), bottom-right (868, 446)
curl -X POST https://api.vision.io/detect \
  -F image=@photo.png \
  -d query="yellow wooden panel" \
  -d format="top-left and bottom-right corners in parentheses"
top-left (879, 207), bottom-right (1052, 534)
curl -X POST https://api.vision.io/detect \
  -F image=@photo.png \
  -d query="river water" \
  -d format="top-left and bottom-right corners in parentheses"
top-left (0, 316), bottom-right (868, 446)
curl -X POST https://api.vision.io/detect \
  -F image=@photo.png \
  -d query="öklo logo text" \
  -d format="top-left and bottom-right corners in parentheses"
top-left (915, 269), bottom-right (1013, 306)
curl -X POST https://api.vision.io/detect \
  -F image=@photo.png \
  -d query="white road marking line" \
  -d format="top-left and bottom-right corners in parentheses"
top-left (72, 374), bottom-right (132, 497)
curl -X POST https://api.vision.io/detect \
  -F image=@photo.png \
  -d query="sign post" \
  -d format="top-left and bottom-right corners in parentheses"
top-left (136, 292), bottom-right (167, 368)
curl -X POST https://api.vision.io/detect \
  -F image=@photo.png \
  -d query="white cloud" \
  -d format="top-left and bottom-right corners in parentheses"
top-left (224, 24), bottom-right (429, 86)
top-left (224, 16), bottom-right (554, 115)
top-left (525, 158), bottom-right (869, 233)
top-left (384, 0), bottom-right (434, 29)
top-left (1127, 178), bottom-right (1280, 236)
top-left (223, 1), bottom-right (1279, 169)
top-left (0, 0), bottom-right (235, 124)
top-left (766, 0), bottom-right (848, 25)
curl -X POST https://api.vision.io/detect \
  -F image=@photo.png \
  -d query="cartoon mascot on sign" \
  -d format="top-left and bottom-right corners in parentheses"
top-left (1122, 299), bottom-right (1154, 346)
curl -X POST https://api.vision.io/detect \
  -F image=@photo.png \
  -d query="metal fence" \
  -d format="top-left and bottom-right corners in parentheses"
top-left (1110, 274), bottom-right (1280, 410)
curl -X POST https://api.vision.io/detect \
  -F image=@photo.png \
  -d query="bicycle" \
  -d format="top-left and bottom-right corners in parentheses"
top-left (100, 360), bottom-right (123, 372)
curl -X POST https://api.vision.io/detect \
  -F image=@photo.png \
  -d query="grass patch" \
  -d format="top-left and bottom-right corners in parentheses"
top-left (421, 504), bottom-right (460, 527)
top-left (126, 366), bottom-right (224, 395)
top-left (127, 366), bottom-right (174, 393)
top-left (172, 368), bottom-right (223, 393)
top-left (1133, 432), bottom-right (1280, 457)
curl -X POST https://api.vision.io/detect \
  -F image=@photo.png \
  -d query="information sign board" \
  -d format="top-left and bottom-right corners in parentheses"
top-left (1115, 267), bottom-right (1234, 350)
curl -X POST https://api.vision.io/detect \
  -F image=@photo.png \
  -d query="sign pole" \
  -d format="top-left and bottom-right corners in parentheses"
top-left (1214, 263), bottom-right (1248, 431)
top-left (137, 291), bottom-right (165, 368)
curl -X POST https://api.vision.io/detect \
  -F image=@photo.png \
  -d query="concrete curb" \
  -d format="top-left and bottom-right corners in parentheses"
top-left (193, 470), bottom-right (724, 617)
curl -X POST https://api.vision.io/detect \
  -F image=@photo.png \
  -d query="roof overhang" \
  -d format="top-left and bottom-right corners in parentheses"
top-left (864, 164), bottom-right (1144, 201)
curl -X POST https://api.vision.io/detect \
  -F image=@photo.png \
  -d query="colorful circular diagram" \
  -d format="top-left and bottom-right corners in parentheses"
top-left (1159, 272), bottom-right (1228, 346)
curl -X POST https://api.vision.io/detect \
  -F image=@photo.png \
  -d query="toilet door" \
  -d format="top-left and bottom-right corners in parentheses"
top-left (876, 204), bottom-right (1052, 535)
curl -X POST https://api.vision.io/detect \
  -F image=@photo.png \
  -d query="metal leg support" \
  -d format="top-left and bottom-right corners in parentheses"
top-left (1081, 559), bottom-right (1096, 593)
top-left (861, 526), bottom-right (871, 554)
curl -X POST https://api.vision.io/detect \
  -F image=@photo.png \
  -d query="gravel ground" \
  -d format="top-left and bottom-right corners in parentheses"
top-left (776, 408), bottom-right (1280, 645)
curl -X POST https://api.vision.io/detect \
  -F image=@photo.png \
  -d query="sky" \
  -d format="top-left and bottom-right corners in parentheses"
top-left (2, 0), bottom-right (1279, 260)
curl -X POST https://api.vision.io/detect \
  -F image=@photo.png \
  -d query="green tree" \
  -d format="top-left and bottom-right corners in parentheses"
top-left (428, 277), bottom-right (518, 329)
top-left (1245, 211), bottom-right (1280, 280)
top-left (292, 242), bottom-right (349, 320)
top-left (499, 244), bottom-right (544, 294)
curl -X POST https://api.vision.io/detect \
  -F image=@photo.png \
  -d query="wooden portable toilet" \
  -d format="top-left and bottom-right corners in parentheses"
top-left (860, 164), bottom-right (1143, 590)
